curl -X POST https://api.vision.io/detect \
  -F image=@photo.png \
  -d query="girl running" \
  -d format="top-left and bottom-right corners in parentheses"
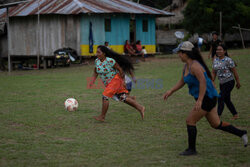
top-left (164, 41), bottom-right (247, 156)
top-left (89, 45), bottom-right (145, 122)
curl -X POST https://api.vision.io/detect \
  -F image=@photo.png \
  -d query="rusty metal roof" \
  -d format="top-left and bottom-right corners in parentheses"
top-left (0, 0), bottom-right (174, 18)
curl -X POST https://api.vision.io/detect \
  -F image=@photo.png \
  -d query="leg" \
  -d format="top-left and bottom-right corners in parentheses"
top-left (123, 95), bottom-right (145, 120)
top-left (93, 96), bottom-right (109, 122)
top-left (206, 107), bottom-right (222, 128)
top-left (217, 83), bottom-right (226, 116)
top-left (180, 108), bottom-right (207, 156)
top-left (206, 107), bottom-right (247, 147)
top-left (223, 80), bottom-right (238, 117)
top-left (126, 94), bottom-right (136, 100)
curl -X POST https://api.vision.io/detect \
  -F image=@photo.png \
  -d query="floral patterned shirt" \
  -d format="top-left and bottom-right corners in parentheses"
top-left (95, 57), bottom-right (117, 86)
top-left (212, 56), bottom-right (235, 84)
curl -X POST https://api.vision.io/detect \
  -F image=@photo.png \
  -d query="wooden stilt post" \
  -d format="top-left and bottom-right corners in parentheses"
top-left (7, 7), bottom-right (11, 73)
top-left (238, 24), bottom-right (245, 49)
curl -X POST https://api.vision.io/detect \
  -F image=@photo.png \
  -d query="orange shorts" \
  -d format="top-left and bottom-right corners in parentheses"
top-left (103, 74), bottom-right (128, 98)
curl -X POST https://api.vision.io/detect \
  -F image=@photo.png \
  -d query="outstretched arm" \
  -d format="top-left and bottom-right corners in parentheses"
top-left (129, 70), bottom-right (136, 83)
top-left (163, 75), bottom-right (185, 101)
top-left (89, 67), bottom-right (98, 87)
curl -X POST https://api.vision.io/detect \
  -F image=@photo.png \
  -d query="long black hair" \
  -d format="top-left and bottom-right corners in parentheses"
top-left (217, 43), bottom-right (229, 57)
top-left (97, 45), bottom-right (134, 74)
top-left (182, 47), bottom-right (212, 79)
top-left (217, 43), bottom-right (237, 66)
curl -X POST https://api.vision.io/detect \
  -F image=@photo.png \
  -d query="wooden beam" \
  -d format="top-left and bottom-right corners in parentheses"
top-left (232, 26), bottom-right (250, 31)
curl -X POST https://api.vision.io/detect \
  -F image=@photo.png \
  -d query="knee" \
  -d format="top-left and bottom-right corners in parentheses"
top-left (102, 95), bottom-right (109, 102)
top-left (186, 118), bottom-right (196, 126)
top-left (224, 97), bottom-right (231, 103)
top-left (117, 93), bottom-right (127, 102)
top-left (211, 122), bottom-right (220, 129)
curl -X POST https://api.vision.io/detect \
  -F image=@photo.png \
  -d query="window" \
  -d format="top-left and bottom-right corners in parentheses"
top-left (105, 19), bottom-right (111, 32)
top-left (142, 20), bottom-right (148, 32)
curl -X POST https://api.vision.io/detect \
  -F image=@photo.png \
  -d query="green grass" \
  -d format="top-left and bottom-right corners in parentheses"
top-left (0, 49), bottom-right (249, 167)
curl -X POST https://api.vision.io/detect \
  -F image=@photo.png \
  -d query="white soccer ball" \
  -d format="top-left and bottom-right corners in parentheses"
top-left (64, 98), bottom-right (78, 112)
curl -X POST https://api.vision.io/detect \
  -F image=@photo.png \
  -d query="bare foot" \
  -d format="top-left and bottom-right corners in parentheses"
top-left (93, 116), bottom-right (105, 122)
top-left (232, 114), bottom-right (239, 120)
top-left (140, 106), bottom-right (145, 120)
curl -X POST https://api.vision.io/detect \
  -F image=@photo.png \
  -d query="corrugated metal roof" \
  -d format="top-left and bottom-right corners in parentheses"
top-left (0, 0), bottom-right (174, 18)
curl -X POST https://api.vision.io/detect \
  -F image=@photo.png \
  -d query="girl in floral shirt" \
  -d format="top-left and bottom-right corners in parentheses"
top-left (212, 44), bottom-right (241, 120)
top-left (89, 45), bottom-right (145, 122)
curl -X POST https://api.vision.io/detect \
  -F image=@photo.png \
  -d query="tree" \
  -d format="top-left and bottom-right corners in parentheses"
top-left (182, 0), bottom-right (250, 35)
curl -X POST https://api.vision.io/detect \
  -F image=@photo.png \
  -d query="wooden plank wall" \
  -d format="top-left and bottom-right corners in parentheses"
top-left (8, 15), bottom-right (80, 57)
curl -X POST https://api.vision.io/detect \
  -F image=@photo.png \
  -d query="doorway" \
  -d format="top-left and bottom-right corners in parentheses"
top-left (130, 19), bottom-right (136, 44)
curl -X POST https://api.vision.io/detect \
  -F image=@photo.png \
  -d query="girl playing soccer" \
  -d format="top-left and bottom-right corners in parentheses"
top-left (89, 45), bottom-right (145, 122)
top-left (164, 41), bottom-right (247, 155)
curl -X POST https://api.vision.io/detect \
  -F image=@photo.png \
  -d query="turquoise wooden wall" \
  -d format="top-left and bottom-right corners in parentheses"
top-left (80, 14), bottom-right (155, 46)
top-left (136, 15), bottom-right (156, 45)
top-left (105, 15), bottom-right (130, 45)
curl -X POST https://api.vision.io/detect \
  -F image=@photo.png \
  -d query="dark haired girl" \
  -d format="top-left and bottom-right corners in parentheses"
top-left (89, 45), bottom-right (145, 122)
top-left (212, 44), bottom-right (240, 119)
top-left (163, 41), bottom-right (247, 156)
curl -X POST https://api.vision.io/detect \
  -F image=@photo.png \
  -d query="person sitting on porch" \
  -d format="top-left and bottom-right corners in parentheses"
top-left (124, 40), bottom-right (136, 56)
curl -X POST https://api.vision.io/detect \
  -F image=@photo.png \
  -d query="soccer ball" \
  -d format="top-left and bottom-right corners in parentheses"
top-left (64, 98), bottom-right (78, 112)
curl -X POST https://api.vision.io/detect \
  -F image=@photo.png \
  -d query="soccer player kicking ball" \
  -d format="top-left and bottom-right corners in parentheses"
top-left (89, 45), bottom-right (145, 122)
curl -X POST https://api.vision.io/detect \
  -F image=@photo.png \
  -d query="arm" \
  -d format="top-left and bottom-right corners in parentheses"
top-left (163, 75), bottom-right (185, 101)
top-left (129, 70), bottom-right (136, 83)
top-left (89, 67), bottom-right (98, 87)
top-left (212, 69), bottom-right (217, 82)
top-left (231, 67), bottom-right (241, 89)
top-left (113, 63), bottom-right (124, 79)
top-left (208, 45), bottom-right (212, 59)
top-left (192, 63), bottom-right (207, 111)
top-left (211, 69), bottom-right (217, 88)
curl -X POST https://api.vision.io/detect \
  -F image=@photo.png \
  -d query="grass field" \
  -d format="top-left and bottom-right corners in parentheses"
top-left (0, 49), bottom-right (249, 167)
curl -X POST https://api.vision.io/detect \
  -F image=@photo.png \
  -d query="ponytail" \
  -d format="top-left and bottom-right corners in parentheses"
top-left (182, 48), bottom-right (212, 79)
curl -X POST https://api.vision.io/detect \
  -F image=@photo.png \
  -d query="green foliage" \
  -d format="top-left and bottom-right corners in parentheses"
top-left (183, 0), bottom-right (250, 35)
top-left (132, 0), bottom-right (172, 10)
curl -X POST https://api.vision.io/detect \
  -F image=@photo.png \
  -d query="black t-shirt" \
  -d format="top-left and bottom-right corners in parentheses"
top-left (210, 39), bottom-right (222, 57)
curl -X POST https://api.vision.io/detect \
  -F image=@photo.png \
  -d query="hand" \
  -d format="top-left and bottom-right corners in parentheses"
top-left (120, 73), bottom-right (125, 80)
top-left (236, 82), bottom-right (241, 89)
top-left (194, 100), bottom-right (202, 111)
top-left (132, 77), bottom-right (137, 83)
top-left (163, 90), bottom-right (172, 101)
top-left (88, 79), bottom-right (95, 88)
top-left (88, 81), bottom-right (94, 88)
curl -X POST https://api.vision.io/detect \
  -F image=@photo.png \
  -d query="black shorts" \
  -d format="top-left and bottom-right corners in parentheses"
top-left (195, 96), bottom-right (217, 112)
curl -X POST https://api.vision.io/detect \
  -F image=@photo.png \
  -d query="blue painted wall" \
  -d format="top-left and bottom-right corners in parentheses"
top-left (136, 15), bottom-right (156, 45)
top-left (79, 14), bottom-right (156, 53)
top-left (105, 15), bottom-right (130, 45)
